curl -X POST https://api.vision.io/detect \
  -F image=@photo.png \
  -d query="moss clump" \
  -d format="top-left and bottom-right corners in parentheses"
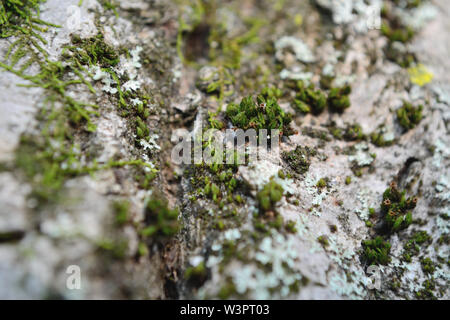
top-left (0, 0), bottom-right (48, 37)
top-left (141, 194), bottom-right (179, 239)
top-left (285, 220), bottom-right (297, 233)
top-left (415, 279), bottom-right (436, 300)
top-left (98, 240), bottom-right (128, 260)
top-left (261, 86), bottom-right (282, 100)
top-left (381, 182), bottom-right (417, 233)
top-left (385, 42), bottom-right (416, 68)
top-left (345, 176), bottom-right (352, 185)
top-left (420, 257), bottom-right (436, 274)
top-left (293, 81), bottom-right (327, 115)
top-left (381, 23), bottom-right (414, 43)
top-left (402, 231), bottom-right (432, 262)
top-left (317, 235), bottom-right (329, 247)
top-left (185, 261), bottom-right (208, 286)
top-left (15, 134), bottom-right (79, 206)
top-left (256, 180), bottom-right (283, 214)
top-left (226, 91), bottom-right (294, 136)
top-left (113, 200), bottom-right (130, 226)
top-left (370, 131), bottom-right (394, 147)
top-left (282, 145), bottom-right (316, 175)
top-left (396, 102), bottom-right (423, 131)
top-left (362, 236), bottom-right (391, 265)
top-left (343, 124), bottom-right (365, 141)
top-left (316, 178), bottom-right (327, 189)
top-left (327, 85), bottom-right (351, 113)
top-left (66, 34), bottom-right (120, 68)
top-left (218, 281), bottom-right (237, 299)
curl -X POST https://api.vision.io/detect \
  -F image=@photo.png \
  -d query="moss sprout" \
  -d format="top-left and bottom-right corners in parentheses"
top-left (317, 235), bottom-right (329, 247)
top-left (316, 178), bottom-right (327, 189)
top-left (256, 180), bottom-right (284, 214)
top-left (381, 23), bottom-right (415, 43)
top-left (141, 193), bottom-right (179, 239)
top-left (113, 200), bottom-right (130, 226)
top-left (185, 261), bottom-right (208, 287)
top-left (420, 257), bottom-right (436, 274)
top-left (66, 34), bottom-right (120, 68)
top-left (282, 145), bottom-right (316, 175)
top-left (0, 0), bottom-right (53, 38)
top-left (343, 124), bottom-right (364, 141)
top-left (415, 279), bottom-right (436, 300)
top-left (396, 101), bottom-right (423, 131)
top-left (381, 182), bottom-right (417, 233)
top-left (370, 131), bottom-right (394, 147)
top-left (293, 81), bottom-right (327, 115)
top-left (327, 85), bottom-right (351, 113)
top-left (285, 220), bottom-right (297, 233)
top-left (362, 236), bottom-right (391, 265)
top-left (226, 91), bottom-right (294, 136)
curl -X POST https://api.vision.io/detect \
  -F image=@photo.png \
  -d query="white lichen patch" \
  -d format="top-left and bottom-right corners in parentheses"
top-left (139, 134), bottom-right (161, 152)
top-left (275, 36), bottom-right (316, 64)
top-left (315, 0), bottom-right (383, 33)
top-left (230, 232), bottom-right (303, 299)
top-left (354, 189), bottom-right (375, 221)
top-left (396, 2), bottom-right (438, 31)
top-left (239, 159), bottom-right (281, 191)
top-left (349, 142), bottom-right (374, 167)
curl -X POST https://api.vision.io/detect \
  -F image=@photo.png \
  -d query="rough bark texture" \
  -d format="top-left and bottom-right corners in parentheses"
top-left (0, 0), bottom-right (448, 299)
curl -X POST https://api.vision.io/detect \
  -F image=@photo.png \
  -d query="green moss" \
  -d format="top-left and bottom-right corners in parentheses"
top-left (343, 124), bottom-right (365, 141)
top-left (370, 131), bottom-right (394, 147)
top-left (282, 145), bottom-right (316, 175)
top-left (218, 281), bottom-right (237, 299)
top-left (256, 180), bottom-right (283, 214)
top-left (396, 102), bottom-right (423, 131)
top-left (327, 85), bottom-right (351, 113)
top-left (381, 182), bottom-right (417, 233)
top-left (415, 279), bottom-right (436, 300)
top-left (138, 242), bottom-right (149, 256)
top-left (420, 257), bottom-right (436, 274)
top-left (362, 236), bottom-right (391, 265)
top-left (261, 86), bottom-right (283, 100)
top-left (97, 238), bottom-right (128, 259)
top-left (66, 34), bottom-right (119, 67)
top-left (345, 176), bottom-right (352, 185)
top-left (317, 235), bottom-right (329, 247)
top-left (381, 23), bottom-right (414, 43)
top-left (141, 193), bottom-right (179, 239)
top-left (0, 0), bottom-right (54, 37)
top-left (316, 178), bottom-right (327, 189)
top-left (113, 200), bottom-right (130, 226)
top-left (285, 220), bottom-right (297, 233)
top-left (385, 42), bottom-right (416, 68)
top-left (99, 0), bottom-right (119, 17)
top-left (185, 261), bottom-right (208, 285)
top-left (293, 81), bottom-right (326, 115)
top-left (226, 91), bottom-right (294, 136)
